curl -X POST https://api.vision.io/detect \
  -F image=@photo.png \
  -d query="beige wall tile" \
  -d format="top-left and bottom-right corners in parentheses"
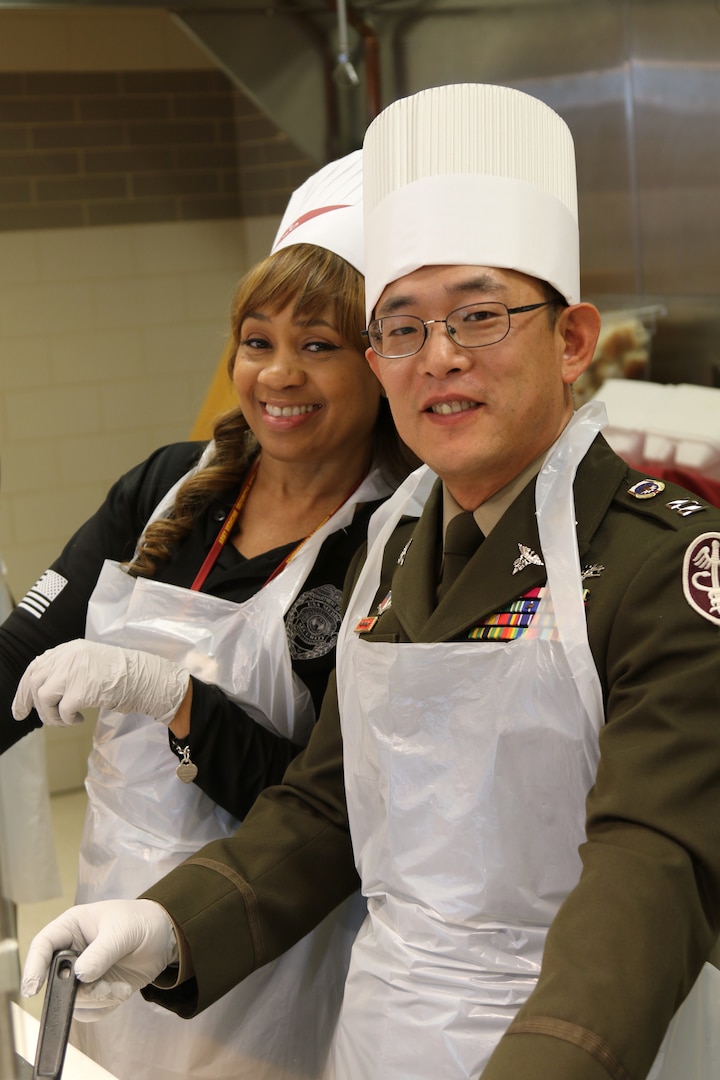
top-left (4, 383), bottom-right (102, 442)
top-left (0, 231), bottom-right (40, 284)
top-left (93, 274), bottom-right (188, 329)
top-left (57, 430), bottom-right (168, 490)
top-left (97, 373), bottom-right (206, 433)
top-left (1, 339), bottom-right (53, 388)
top-left (129, 218), bottom-right (249, 275)
top-left (181, 269), bottom-right (240, 325)
top-left (142, 321), bottom-right (228, 376)
top-left (37, 225), bottom-right (135, 281)
top-left (0, 439), bottom-right (60, 494)
top-left (11, 481), bottom-right (106, 543)
top-left (0, 280), bottom-right (95, 338)
top-left (241, 214), bottom-right (286, 265)
top-left (49, 328), bottom-right (147, 383)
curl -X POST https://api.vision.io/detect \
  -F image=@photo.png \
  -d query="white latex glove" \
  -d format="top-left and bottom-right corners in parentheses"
top-left (12, 639), bottom-right (190, 726)
top-left (21, 899), bottom-right (179, 1022)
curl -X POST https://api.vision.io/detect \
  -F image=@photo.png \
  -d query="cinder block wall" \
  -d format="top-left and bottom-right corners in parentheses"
top-left (0, 68), bottom-right (314, 229)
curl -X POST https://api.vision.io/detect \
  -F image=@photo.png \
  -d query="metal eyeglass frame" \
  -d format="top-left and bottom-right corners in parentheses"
top-left (362, 300), bottom-right (554, 359)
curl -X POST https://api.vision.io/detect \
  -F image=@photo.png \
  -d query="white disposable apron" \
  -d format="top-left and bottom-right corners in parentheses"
top-left (329, 403), bottom-right (717, 1078)
top-left (72, 450), bottom-right (391, 1080)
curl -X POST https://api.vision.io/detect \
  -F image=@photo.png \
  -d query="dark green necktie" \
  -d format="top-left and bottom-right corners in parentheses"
top-left (438, 511), bottom-right (483, 600)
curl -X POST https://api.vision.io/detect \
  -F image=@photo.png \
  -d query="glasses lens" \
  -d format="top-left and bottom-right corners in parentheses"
top-left (368, 316), bottom-right (425, 358)
top-left (447, 303), bottom-right (509, 348)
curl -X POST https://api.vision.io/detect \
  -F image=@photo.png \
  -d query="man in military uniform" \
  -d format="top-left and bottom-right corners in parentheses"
top-left (22, 84), bottom-right (720, 1080)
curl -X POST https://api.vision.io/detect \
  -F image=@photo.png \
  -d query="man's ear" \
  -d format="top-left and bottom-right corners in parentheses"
top-left (557, 303), bottom-right (602, 386)
top-left (366, 346), bottom-right (385, 386)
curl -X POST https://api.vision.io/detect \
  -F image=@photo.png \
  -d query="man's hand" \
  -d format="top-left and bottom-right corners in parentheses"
top-left (21, 899), bottom-right (179, 1022)
top-left (12, 639), bottom-right (190, 726)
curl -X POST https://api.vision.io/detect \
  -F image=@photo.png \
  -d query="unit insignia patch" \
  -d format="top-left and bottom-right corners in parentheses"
top-left (682, 532), bottom-right (720, 625)
top-left (628, 479), bottom-right (665, 499)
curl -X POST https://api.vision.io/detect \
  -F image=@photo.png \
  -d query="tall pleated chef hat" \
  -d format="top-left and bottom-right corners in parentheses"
top-left (362, 83), bottom-right (580, 321)
top-left (271, 149), bottom-right (364, 273)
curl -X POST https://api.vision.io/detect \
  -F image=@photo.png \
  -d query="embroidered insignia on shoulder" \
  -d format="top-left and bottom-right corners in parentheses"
top-left (581, 564), bottom-right (605, 580)
top-left (354, 616), bottom-right (378, 634)
top-left (667, 499), bottom-right (706, 518)
top-left (628, 479), bottom-right (665, 499)
top-left (512, 543), bottom-right (544, 575)
top-left (682, 532), bottom-right (720, 625)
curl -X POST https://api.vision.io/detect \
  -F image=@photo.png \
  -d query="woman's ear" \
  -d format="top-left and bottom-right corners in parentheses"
top-left (557, 303), bottom-right (602, 386)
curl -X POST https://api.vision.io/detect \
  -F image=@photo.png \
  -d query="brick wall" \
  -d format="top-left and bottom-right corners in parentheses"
top-left (0, 68), bottom-right (315, 231)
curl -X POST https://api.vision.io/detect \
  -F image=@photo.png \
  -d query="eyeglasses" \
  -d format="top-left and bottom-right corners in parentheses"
top-left (363, 300), bottom-right (554, 360)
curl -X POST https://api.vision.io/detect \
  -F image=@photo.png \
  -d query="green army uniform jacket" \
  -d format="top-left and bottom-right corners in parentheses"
top-left (143, 435), bottom-right (720, 1080)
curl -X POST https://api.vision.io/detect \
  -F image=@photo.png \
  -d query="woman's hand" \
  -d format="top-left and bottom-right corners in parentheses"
top-left (12, 639), bottom-right (190, 726)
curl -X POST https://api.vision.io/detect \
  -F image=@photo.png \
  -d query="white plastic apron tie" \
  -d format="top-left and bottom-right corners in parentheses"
top-left (329, 402), bottom-right (714, 1078)
top-left (72, 452), bottom-right (391, 1080)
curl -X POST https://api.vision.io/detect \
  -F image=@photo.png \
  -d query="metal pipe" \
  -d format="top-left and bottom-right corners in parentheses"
top-left (334, 0), bottom-right (360, 86)
top-left (343, 2), bottom-right (382, 120)
top-left (0, 898), bottom-right (22, 1080)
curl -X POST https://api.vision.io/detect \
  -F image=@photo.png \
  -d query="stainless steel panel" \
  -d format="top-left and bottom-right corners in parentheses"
top-left (632, 3), bottom-right (720, 297)
top-left (393, 0), bottom-right (720, 383)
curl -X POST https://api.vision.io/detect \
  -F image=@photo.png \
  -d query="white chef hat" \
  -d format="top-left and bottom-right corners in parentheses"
top-left (271, 149), bottom-right (364, 273)
top-left (363, 83), bottom-right (580, 320)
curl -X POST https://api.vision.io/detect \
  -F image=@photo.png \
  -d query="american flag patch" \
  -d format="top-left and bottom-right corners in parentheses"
top-left (18, 569), bottom-right (68, 619)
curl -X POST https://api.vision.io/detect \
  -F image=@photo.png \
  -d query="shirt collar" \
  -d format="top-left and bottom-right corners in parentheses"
top-left (441, 448), bottom-right (549, 540)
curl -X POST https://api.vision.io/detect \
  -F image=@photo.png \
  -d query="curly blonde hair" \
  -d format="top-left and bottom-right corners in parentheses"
top-left (126, 244), bottom-right (414, 579)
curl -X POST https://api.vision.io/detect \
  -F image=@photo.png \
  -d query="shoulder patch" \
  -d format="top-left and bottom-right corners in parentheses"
top-left (17, 569), bottom-right (68, 619)
top-left (682, 533), bottom-right (720, 625)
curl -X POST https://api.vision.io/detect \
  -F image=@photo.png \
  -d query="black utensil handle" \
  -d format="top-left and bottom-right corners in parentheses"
top-left (32, 950), bottom-right (79, 1080)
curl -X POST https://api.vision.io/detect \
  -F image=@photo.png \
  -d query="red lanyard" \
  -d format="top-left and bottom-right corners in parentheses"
top-left (190, 457), bottom-right (260, 591)
top-left (190, 458), bottom-right (367, 593)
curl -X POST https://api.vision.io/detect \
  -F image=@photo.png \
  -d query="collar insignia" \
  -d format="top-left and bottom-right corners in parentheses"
top-left (512, 543), bottom-right (544, 575)
top-left (397, 538), bottom-right (413, 565)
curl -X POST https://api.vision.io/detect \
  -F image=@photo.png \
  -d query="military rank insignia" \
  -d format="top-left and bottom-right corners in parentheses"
top-left (668, 499), bottom-right (705, 517)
